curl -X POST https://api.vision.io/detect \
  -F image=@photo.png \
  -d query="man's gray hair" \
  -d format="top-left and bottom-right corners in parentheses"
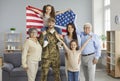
top-left (83, 23), bottom-right (92, 28)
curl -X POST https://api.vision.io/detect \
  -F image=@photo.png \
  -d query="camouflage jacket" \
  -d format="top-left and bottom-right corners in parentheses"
top-left (38, 28), bottom-right (60, 59)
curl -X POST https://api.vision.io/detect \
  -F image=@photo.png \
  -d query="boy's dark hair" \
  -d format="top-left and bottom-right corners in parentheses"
top-left (69, 39), bottom-right (79, 50)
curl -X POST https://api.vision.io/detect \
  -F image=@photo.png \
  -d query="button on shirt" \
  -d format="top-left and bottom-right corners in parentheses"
top-left (80, 32), bottom-right (101, 59)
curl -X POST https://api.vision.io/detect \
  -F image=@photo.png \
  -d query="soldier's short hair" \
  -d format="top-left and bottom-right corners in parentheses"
top-left (48, 17), bottom-right (55, 23)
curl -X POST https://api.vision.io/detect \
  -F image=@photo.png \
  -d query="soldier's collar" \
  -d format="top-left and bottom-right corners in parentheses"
top-left (47, 28), bottom-right (56, 34)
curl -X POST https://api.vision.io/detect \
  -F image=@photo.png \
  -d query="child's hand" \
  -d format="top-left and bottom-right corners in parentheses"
top-left (67, 8), bottom-right (71, 11)
top-left (89, 35), bottom-right (92, 39)
top-left (59, 34), bottom-right (63, 39)
top-left (28, 5), bottom-right (33, 8)
top-left (42, 31), bottom-right (46, 35)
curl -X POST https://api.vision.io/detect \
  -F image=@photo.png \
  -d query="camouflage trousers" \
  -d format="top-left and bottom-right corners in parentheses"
top-left (40, 58), bottom-right (61, 81)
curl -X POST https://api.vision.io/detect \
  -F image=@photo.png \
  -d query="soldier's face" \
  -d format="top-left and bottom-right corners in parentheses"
top-left (70, 42), bottom-right (77, 50)
top-left (48, 21), bottom-right (55, 29)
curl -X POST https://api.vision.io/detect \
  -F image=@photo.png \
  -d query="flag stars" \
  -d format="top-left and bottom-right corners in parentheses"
top-left (55, 10), bottom-right (76, 27)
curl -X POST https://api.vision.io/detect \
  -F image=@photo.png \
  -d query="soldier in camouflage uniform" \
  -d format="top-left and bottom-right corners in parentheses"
top-left (39, 17), bottom-right (61, 81)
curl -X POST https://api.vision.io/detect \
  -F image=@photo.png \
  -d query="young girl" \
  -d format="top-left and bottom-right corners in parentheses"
top-left (29, 4), bottom-right (70, 34)
top-left (56, 33), bottom-right (92, 81)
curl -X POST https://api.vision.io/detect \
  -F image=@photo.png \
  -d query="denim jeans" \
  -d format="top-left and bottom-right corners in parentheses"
top-left (68, 70), bottom-right (79, 81)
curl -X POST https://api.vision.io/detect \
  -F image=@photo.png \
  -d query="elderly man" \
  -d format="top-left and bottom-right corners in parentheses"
top-left (80, 23), bottom-right (101, 81)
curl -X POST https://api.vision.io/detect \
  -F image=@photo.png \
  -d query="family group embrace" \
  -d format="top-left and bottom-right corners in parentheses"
top-left (22, 4), bottom-right (101, 81)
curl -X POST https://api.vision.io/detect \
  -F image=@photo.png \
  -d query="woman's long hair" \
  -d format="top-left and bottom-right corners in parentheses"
top-left (43, 4), bottom-right (55, 18)
top-left (66, 23), bottom-right (77, 40)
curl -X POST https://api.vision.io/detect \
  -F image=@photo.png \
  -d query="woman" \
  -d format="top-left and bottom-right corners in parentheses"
top-left (64, 23), bottom-right (81, 80)
top-left (22, 28), bottom-right (42, 81)
top-left (64, 23), bottom-right (81, 49)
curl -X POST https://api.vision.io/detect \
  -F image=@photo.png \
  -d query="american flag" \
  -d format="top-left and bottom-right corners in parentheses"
top-left (26, 6), bottom-right (43, 37)
top-left (26, 6), bottom-right (76, 36)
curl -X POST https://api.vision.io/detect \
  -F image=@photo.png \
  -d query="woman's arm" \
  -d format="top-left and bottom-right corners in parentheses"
top-left (55, 8), bottom-right (71, 15)
top-left (79, 35), bottom-right (92, 52)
